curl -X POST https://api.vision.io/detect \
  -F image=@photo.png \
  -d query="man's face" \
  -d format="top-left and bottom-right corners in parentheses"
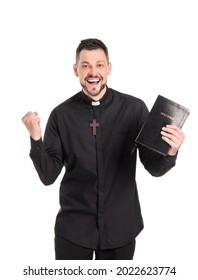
top-left (73, 49), bottom-right (112, 99)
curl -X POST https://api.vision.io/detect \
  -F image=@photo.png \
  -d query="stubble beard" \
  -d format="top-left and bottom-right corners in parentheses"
top-left (81, 83), bottom-right (106, 98)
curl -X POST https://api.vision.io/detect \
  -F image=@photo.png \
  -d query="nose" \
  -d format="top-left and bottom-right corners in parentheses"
top-left (88, 66), bottom-right (98, 76)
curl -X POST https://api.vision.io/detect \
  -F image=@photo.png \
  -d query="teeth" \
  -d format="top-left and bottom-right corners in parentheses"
top-left (88, 79), bottom-right (99, 83)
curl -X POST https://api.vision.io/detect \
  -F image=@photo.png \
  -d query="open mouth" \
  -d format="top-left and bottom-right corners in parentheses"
top-left (86, 78), bottom-right (100, 85)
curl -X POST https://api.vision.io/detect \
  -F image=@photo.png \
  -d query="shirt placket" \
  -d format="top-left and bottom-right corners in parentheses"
top-left (92, 106), bottom-right (106, 249)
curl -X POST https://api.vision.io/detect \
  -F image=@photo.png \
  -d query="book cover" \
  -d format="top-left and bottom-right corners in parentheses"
top-left (135, 95), bottom-right (190, 155)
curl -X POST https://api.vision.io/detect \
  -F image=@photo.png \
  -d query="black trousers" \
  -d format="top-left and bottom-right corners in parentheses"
top-left (55, 235), bottom-right (136, 260)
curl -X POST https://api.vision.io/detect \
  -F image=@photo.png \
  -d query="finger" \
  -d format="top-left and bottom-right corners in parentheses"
top-left (164, 125), bottom-right (185, 137)
top-left (161, 135), bottom-right (181, 147)
top-left (161, 130), bottom-right (184, 152)
top-left (22, 112), bottom-right (39, 123)
top-left (161, 126), bottom-right (185, 141)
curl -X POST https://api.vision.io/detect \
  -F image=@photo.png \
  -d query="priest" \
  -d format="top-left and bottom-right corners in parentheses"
top-left (22, 38), bottom-right (185, 260)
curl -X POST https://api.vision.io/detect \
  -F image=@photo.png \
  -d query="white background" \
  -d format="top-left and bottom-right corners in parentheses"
top-left (0, 0), bottom-right (197, 279)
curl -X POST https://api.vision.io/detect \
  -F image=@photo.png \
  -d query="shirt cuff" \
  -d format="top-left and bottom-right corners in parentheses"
top-left (165, 152), bottom-right (178, 162)
top-left (30, 136), bottom-right (43, 151)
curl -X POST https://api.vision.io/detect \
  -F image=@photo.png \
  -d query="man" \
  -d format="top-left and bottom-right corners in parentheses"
top-left (22, 38), bottom-right (185, 260)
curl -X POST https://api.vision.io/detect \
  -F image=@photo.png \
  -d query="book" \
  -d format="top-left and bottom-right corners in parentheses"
top-left (135, 95), bottom-right (190, 155)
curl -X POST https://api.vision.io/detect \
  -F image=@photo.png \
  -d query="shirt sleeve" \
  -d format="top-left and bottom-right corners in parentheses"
top-left (138, 145), bottom-right (177, 177)
top-left (29, 110), bottom-right (64, 185)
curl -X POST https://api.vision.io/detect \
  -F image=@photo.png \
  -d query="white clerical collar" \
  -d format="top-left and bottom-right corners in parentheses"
top-left (91, 101), bottom-right (100, 106)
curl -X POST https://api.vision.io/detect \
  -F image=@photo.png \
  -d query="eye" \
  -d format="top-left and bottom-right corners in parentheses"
top-left (97, 63), bottom-right (104, 68)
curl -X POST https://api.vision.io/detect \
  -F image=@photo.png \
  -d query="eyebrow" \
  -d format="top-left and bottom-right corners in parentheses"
top-left (81, 60), bottom-right (106, 64)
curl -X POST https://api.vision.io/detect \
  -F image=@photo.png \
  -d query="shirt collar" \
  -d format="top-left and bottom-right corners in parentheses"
top-left (80, 86), bottom-right (112, 107)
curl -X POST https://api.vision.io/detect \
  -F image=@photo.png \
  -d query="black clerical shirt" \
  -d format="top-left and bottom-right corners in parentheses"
top-left (30, 87), bottom-right (177, 250)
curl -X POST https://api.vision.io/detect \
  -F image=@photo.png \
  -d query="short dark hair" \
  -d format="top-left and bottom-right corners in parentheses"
top-left (75, 38), bottom-right (109, 63)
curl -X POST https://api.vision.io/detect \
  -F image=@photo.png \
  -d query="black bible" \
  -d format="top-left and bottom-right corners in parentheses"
top-left (135, 95), bottom-right (190, 155)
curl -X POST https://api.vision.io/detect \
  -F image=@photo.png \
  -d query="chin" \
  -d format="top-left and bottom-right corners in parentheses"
top-left (84, 84), bottom-right (106, 96)
top-left (89, 91), bottom-right (101, 97)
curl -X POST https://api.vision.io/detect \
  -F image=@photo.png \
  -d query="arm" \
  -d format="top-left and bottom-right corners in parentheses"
top-left (138, 125), bottom-right (185, 177)
top-left (22, 111), bottom-right (64, 185)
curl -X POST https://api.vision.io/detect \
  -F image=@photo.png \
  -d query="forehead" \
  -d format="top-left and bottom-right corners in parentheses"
top-left (78, 49), bottom-right (108, 63)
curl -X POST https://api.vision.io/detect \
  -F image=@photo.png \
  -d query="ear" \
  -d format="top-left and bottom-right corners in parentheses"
top-left (107, 62), bottom-right (112, 76)
top-left (73, 64), bottom-right (79, 77)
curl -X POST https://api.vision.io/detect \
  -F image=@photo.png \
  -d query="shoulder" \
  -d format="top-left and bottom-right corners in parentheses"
top-left (45, 92), bottom-right (81, 124)
top-left (52, 91), bottom-right (81, 113)
top-left (111, 88), bottom-right (147, 109)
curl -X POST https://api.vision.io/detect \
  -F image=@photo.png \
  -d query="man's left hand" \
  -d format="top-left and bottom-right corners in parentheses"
top-left (161, 125), bottom-right (185, 156)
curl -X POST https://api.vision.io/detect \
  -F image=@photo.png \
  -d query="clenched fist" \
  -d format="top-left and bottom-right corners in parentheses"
top-left (21, 111), bottom-right (42, 141)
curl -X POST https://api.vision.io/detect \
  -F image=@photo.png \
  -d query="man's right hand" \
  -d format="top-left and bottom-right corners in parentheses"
top-left (21, 111), bottom-right (42, 141)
